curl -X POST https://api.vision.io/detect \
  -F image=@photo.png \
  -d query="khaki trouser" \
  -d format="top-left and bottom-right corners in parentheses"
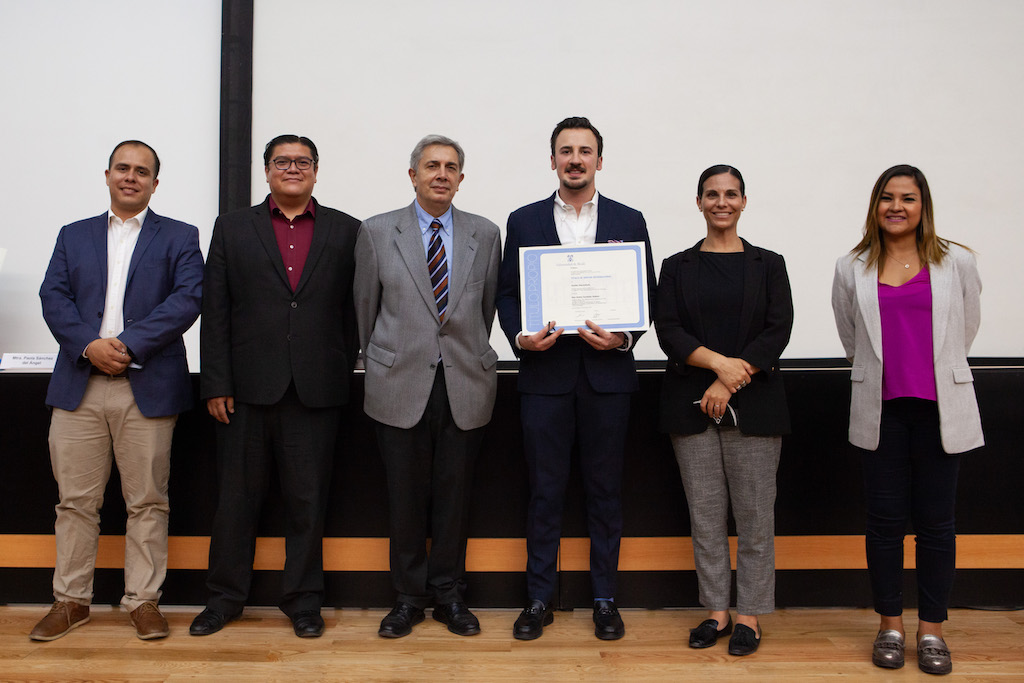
top-left (48, 375), bottom-right (176, 611)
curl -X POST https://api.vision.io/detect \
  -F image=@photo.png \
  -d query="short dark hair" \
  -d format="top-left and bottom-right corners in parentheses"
top-left (263, 134), bottom-right (319, 167)
top-left (697, 165), bottom-right (745, 197)
top-left (550, 116), bottom-right (603, 157)
top-left (109, 140), bottom-right (161, 178)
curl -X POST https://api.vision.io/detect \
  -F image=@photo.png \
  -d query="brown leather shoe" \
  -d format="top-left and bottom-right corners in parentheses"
top-left (130, 601), bottom-right (170, 640)
top-left (29, 601), bottom-right (90, 641)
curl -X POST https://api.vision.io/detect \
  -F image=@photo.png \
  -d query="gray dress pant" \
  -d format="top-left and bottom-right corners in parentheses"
top-left (671, 427), bottom-right (781, 615)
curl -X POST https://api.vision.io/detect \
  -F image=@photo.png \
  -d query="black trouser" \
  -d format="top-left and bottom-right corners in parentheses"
top-left (859, 398), bottom-right (960, 623)
top-left (206, 384), bottom-right (339, 617)
top-left (375, 366), bottom-right (484, 609)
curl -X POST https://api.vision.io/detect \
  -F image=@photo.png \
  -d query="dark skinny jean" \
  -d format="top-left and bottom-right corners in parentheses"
top-left (859, 398), bottom-right (961, 623)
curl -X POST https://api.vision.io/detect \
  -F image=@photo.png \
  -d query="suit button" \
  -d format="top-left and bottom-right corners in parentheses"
top-left (97, 312), bottom-right (102, 318)
top-left (430, 364), bottom-right (436, 370)
top-left (291, 301), bottom-right (298, 308)
top-left (287, 334), bottom-right (292, 341)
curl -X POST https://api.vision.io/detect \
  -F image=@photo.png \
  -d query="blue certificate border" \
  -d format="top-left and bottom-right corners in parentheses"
top-left (519, 242), bottom-right (649, 334)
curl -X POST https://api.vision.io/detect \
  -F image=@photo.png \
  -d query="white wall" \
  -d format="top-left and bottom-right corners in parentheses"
top-left (2, 1), bottom-right (1020, 367)
top-left (252, 0), bottom-right (1024, 360)
top-left (0, 0), bottom-right (221, 369)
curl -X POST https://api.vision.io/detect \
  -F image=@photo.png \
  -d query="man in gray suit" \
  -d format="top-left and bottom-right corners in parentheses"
top-left (354, 135), bottom-right (501, 638)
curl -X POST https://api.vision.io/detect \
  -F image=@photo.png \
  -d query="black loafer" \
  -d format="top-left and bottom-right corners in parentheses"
top-left (728, 623), bottom-right (761, 656)
top-left (291, 610), bottom-right (324, 638)
top-left (593, 600), bottom-right (625, 640)
top-left (689, 616), bottom-right (733, 648)
top-left (513, 600), bottom-right (554, 640)
top-left (432, 602), bottom-right (481, 636)
top-left (378, 602), bottom-right (424, 638)
top-left (189, 608), bottom-right (241, 636)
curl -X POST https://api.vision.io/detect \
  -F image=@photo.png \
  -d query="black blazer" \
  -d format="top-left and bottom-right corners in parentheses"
top-left (200, 197), bottom-right (360, 408)
top-left (495, 193), bottom-right (657, 395)
top-left (655, 238), bottom-right (793, 435)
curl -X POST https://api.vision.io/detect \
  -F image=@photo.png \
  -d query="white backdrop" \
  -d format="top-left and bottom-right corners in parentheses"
top-left (0, 0), bottom-right (221, 369)
top-left (252, 0), bottom-right (1024, 360)
top-left (1, 1), bottom-right (1020, 368)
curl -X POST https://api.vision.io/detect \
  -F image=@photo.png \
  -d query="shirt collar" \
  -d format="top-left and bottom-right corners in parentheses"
top-left (415, 200), bottom-right (453, 235)
top-left (108, 207), bottom-right (148, 229)
top-left (268, 196), bottom-right (316, 218)
top-left (554, 189), bottom-right (600, 213)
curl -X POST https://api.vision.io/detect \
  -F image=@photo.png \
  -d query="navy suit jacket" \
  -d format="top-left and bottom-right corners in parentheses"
top-left (40, 210), bottom-right (204, 417)
top-left (496, 193), bottom-right (657, 395)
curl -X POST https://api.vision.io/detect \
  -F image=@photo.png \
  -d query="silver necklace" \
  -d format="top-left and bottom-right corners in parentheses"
top-left (887, 253), bottom-right (912, 269)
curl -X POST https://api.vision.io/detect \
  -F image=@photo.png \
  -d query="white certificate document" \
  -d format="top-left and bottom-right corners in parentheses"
top-left (519, 242), bottom-right (650, 335)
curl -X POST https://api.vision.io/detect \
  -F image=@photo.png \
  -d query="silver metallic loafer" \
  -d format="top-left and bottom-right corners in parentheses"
top-left (917, 634), bottom-right (952, 675)
top-left (872, 629), bottom-right (905, 669)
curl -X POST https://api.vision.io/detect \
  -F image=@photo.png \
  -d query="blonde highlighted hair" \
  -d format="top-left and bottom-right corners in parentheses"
top-left (852, 164), bottom-right (967, 268)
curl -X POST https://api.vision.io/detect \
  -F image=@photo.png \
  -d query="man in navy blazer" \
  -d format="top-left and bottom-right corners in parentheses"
top-left (35, 140), bottom-right (203, 641)
top-left (496, 117), bottom-right (656, 641)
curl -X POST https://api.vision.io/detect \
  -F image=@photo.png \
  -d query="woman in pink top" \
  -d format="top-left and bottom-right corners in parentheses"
top-left (832, 165), bottom-right (982, 676)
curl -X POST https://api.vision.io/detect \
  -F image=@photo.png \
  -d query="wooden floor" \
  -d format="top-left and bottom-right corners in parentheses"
top-left (1, 606), bottom-right (1022, 681)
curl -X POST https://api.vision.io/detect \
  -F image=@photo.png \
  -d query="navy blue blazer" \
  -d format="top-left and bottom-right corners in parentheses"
top-left (40, 210), bottom-right (204, 417)
top-left (496, 193), bottom-right (657, 395)
top-left (654, 238), bottom-right (793, 435)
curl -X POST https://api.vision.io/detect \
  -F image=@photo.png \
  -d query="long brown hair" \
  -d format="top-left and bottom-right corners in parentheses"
top-left (852, 164), bottom-right (965, 268)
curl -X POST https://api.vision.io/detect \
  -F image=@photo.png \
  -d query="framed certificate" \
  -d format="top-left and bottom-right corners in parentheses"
top-left (519, 241), bottom-right (650, 335)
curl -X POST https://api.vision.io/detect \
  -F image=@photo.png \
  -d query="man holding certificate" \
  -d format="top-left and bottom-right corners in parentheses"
top-left (496, 117), bottom-right (656, 641)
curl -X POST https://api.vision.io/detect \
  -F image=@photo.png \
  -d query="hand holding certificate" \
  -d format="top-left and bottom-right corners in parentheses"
top-left (519, 242), bottom-right (650, 335)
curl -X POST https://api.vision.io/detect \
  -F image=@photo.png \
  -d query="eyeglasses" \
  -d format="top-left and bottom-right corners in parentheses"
top-left (271, 157), bottom-right (314, 171)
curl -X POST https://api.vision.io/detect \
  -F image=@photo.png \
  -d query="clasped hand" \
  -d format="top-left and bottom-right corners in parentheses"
top-left (86, 337), bottom-right (129, 375)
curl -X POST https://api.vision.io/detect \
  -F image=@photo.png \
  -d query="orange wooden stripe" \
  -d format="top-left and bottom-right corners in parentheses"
top-left (1, 534), bottom-right (1021, 571)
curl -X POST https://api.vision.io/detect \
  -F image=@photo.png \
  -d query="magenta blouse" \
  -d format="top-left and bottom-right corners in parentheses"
top-left (878, 267), bottom-right (937, 401)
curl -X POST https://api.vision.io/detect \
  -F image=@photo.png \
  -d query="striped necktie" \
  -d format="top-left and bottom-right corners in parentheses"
top-left (427, 219), bottom-right (449, 321)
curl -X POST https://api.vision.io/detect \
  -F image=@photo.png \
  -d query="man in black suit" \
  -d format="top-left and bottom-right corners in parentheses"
top-left (190, 135), bottom-right (360, 638)
top-left (495, 117), bottom-right (656, 641)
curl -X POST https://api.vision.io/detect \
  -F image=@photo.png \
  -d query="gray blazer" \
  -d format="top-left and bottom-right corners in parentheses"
top-left (831, 244), bottom-right (983, 453)
top-left (354, 202), bottom-right (501, 430)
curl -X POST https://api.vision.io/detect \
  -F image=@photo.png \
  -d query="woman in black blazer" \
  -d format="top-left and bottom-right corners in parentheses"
top-left (654, 165), bottom-right (793, 656)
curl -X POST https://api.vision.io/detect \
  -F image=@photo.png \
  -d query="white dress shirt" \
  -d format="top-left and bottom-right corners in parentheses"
top-left (99, 208), bottom-right (147, 340)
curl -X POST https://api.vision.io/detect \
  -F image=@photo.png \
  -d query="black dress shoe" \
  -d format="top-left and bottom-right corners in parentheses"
top-left (689, 616), bottom-right (733, 648)
top-left (378, 603), bottom-right (425, 638)
top-left (432, 602), bottom-right (481, 636)
top-left (728, 623), bottom-right (761, 656)
top-left (189, 608), bottom-right (240, 636)
top-left (291, 610), bottom-right (324, 638)
top-left (514, 600), bottom-right (553, 640)
top-left (593, 600), bottom-right (625, 640)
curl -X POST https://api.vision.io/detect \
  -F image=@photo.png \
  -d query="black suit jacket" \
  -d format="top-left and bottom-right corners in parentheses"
top-left (200, 196), bottom-right (360, 408)
top-left (496, 193), bottom-right (657, 395)
top-left (654, 238), bottom-right (793, 435)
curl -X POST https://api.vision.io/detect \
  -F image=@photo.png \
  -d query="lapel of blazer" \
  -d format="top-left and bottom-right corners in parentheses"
top-left (541, 193), bottom-right (560, 245)
top-left (250, 199), bottom-right (291, 289)
top-left (853, 253), bottom-right (884, 360)
top-left (126, 210), bottom-right (159, 291)
top-left (594, 194), bottom-right (614, 243)
top-left (395, 202), bottom-right (441, 319)
top-left (679, 240), bottom-right (706, 342)
top-left (929, 258), bottom-right (952, 358)
top-left (90, 214), bottom-right (109, 299)
top-left (293, 198), bottom-right (328, 296)
top-left (445, 206), bottom-right (478, 326)
top-left (737, 238), bottom-right (764, 346)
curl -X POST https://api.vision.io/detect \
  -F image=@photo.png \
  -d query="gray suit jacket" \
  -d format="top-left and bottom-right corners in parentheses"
top-left (831, 244), bottom-right (983, 453)
top-left (354, 202), bottom-right (501, 430)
